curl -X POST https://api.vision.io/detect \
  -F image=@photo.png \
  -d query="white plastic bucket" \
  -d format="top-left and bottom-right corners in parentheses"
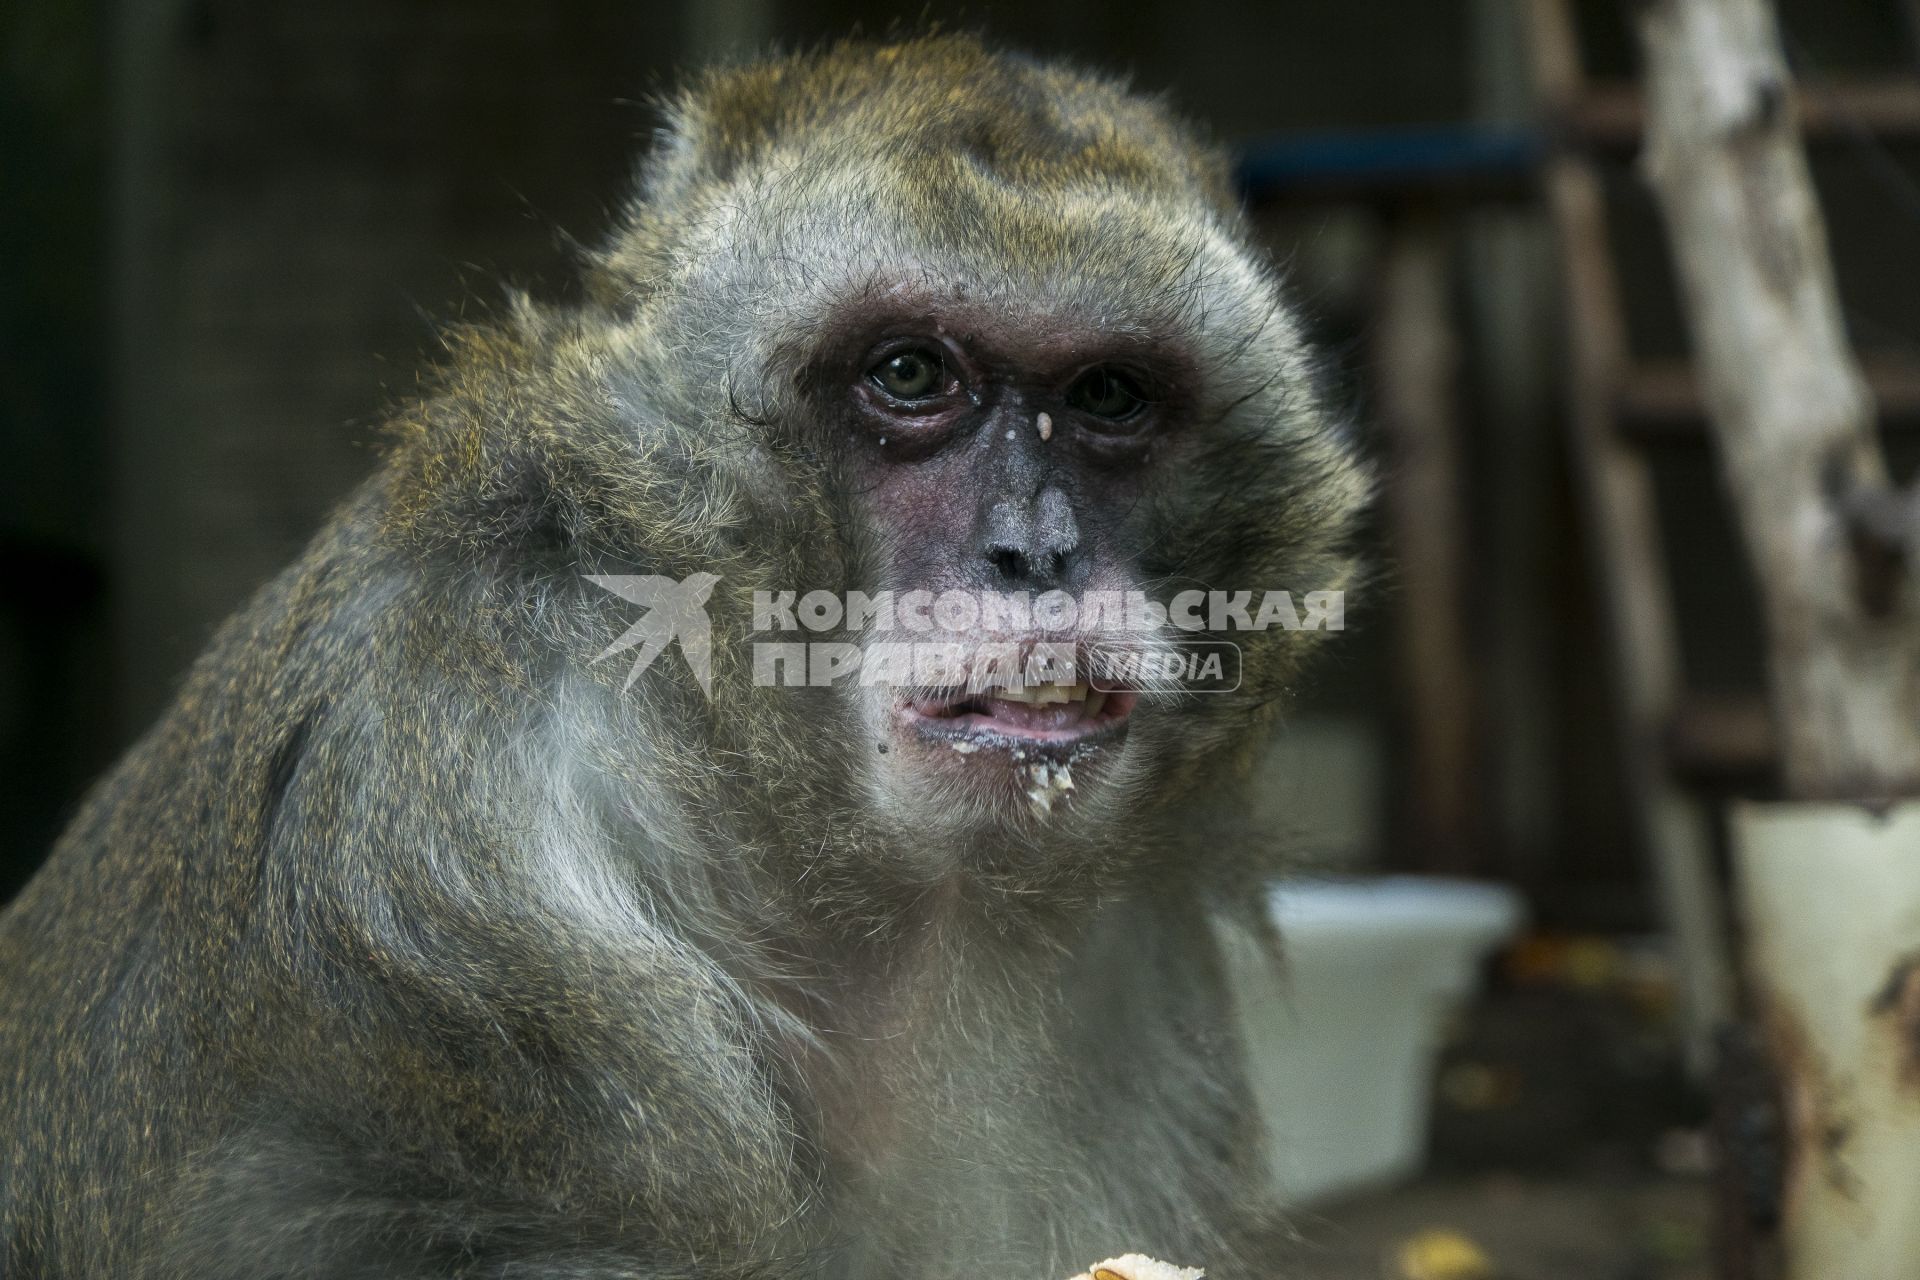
top-left (1218, 876), bottom-right (1525, 1206)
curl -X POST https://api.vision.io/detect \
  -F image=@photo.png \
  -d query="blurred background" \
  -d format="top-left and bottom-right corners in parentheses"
top-left (8, 0), bottom-right (1920, 1275)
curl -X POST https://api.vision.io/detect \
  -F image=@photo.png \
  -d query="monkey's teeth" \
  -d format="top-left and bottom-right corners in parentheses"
top-left (988, 682), bottom-right (1089, 707)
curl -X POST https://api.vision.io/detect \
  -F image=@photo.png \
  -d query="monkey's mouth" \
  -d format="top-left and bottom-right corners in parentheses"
top-left (901, 682), bottom-right (1137, 751)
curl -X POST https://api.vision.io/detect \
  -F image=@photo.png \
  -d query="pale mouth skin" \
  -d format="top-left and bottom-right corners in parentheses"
top-left (900, 682), bottom-right (1138, 758)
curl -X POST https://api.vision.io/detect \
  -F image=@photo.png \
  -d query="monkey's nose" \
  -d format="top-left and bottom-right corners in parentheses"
top-left (984, 543), bottom-right (1069, 586)
top-left (978, 489), bottom-right (1082, 589)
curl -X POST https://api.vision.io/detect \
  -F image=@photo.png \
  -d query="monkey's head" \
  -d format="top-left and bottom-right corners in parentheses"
top-left (564, 38), bottom-right (1366, 878)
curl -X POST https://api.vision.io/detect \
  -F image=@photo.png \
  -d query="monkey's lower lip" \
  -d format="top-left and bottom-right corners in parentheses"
top-left (901, 687), bottom-right (1137, 748)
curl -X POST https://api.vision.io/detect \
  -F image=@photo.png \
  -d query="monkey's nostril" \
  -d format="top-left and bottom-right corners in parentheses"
top-left (988, 546), bottom-right (1033, 583)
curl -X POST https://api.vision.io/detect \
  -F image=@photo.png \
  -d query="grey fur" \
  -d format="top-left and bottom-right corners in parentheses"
top-left (0, 37), bottom-right (1366, 1279)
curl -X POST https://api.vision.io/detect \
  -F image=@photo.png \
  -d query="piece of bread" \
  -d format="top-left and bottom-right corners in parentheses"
top-left (1067, 1254), bottom-right (1205, 1280)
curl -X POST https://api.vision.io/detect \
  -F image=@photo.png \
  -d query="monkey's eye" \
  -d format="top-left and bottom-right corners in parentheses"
top-left (1066, 367), bottom-right (1148, 423)
top-left (868, 349), bottom-right (948, 401)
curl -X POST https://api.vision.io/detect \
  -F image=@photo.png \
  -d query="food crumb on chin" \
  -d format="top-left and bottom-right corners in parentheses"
top-left (1025, 759), bottom-right (1075, 815)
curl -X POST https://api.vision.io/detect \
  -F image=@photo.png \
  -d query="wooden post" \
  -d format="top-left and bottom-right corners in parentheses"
top-left (1635, 0), bottom-right (1920, 799)
top-left (1526, 0), bottom-right (1737, 1080)
top-left (1375, 212), bottom-right (1481, 873)
top-left (1636, 3), bottom-right (1920, 1276)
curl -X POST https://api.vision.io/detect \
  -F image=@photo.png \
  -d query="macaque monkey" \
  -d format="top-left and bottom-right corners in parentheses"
top-left (0, 36), bottom-right (1365, 1280)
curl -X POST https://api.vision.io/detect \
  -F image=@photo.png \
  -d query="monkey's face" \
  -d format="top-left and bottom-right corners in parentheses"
top-left (799, 289), bottom-right (1192, 834)
top-left (600, 39), bottom-right (1367, 861)
top-left (764, 241), bottom-right (1360, 852)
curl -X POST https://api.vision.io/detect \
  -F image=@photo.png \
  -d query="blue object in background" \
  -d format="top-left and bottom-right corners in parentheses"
top-left (1236, 124), bottom-right (1544, 202)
